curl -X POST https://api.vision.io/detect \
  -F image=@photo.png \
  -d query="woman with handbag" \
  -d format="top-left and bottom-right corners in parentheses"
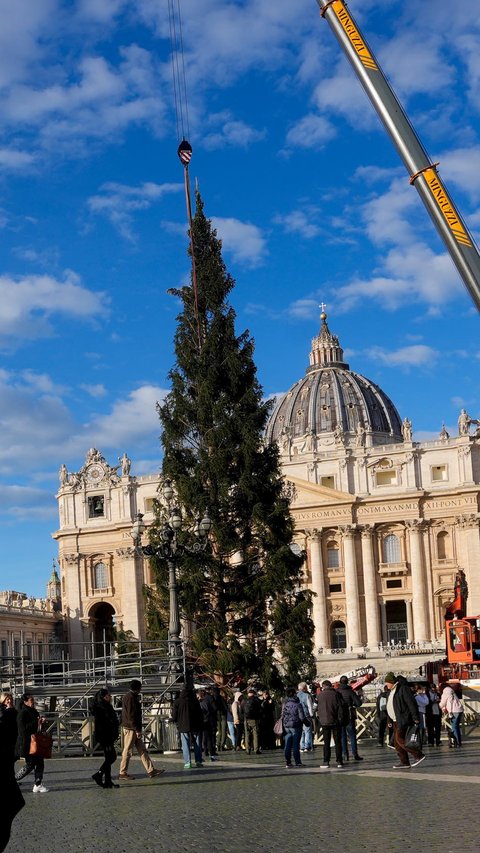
top-left (91, 688), bottom-right (120, 788)
top-left (1, 692), bottom-right (24, 852)
top-left (439, 680), bottom-right (464, 747)
top-left (281, 687), bottom-right (306, 768)
top-left (15, 693), bottom-right (48, 793)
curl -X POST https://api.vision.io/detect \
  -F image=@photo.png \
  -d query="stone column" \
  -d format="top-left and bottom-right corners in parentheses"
top-left (63, 553), bottom-right (84, 656)
top-left (379, 600), bottom-right (387, 644)
top-left (116, 547), bottom-right (144, 640)
top-left (360, 525), bottom-right (381, 647)
top-left (405, 599), bottom-right (414, 643)
top-left (341, 525), bottom-right (361, 648)
top-left (458, 515), bottom-right (480, 614)
top-left (308, 530), bottom-right (329, 651)
top-left (406, 520), bottom-right (429, 643)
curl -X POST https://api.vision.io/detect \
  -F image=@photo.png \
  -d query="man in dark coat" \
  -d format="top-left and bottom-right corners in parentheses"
top-left (118, 680), bottom-right (164, 780)
top-left (316, 680), bottom-right (345, 768)
top-left (0, 694), bottom-right (24, 852)
top-left (243, 688), bottom-right (262, 754)
top-left (198, 689), bottom-right (218, 761)
top-left (91, 688), bottom-right (120, 788)
top-left (385, 673), bottom-right (425, 768)
top-left (15, 693), bottom-right (48, 792)
top-left (337, 675), bottom-right (363, 761)
top-left (172, 687), bottom-right (204, 768)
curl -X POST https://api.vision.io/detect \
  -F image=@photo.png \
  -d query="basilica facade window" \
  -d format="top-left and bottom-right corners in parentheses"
top-left (326, 540), bottom-right (340, 568)
top-left (383, 533), bottom-right (401, 564)
top-left (93, 561), bottom-right (108, 590)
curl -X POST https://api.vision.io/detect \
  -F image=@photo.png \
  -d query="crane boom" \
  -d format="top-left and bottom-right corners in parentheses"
top-left (316, 0), bottom-right (480, 312)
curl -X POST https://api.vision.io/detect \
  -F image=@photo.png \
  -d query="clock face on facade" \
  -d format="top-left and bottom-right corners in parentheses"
top-left (86, 465), bottom-right (104, 484)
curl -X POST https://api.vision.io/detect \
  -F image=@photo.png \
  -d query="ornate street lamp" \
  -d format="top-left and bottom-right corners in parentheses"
top-left (130, 479), bottom-right (212, 672)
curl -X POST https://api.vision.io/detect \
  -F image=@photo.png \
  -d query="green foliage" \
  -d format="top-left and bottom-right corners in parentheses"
top-left (152, 191), bottom-right (313, 686)
top-left (272, 591), bottom-right (316, 683)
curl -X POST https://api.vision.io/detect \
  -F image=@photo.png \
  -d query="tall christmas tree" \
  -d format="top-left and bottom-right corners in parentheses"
top-left (153, 192), bottom-right (314, 684)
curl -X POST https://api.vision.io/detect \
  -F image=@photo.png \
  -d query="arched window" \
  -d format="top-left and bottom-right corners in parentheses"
top-left (94, 561), bottom-right (108, 589)
top-left (331, 620), bottom-right (346, 649)
top-left (437, 531), bottom-right (450, 560)
top-left (383, 534), bottom-right (400, 564)
top-left (326, 540), bottom-right (340, 568)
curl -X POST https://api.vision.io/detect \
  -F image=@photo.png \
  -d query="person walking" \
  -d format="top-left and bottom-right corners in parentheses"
top-left (260, 690), bottom-right (276, 750)
top-left (384, 672), bottom-right (425, 769)
top-left (91, 688), bottom-right (120, 788)
top-left (317, 680), bottom-right (344, 769)
top-left (337, 675), bottom-right (363, 761)
top-left (281, 687), bottom-right (306, 768)
top-left (376, 683), bottom-right (392, 747)
top-left (297, 682), bottom-right (313, 753)
top-left (231, 691), bottom-right (244, 750)
top-left (425, 684), bottom-right (442, 747)
top-left (172, 687), bottom-right (204, 769)
top-left (198, 689), bottom-right (218, 760)
top-left (118, 680), bottom-right (164, 780)
top-left (414, 684), bottom-right (429, 747)
top-left (15, 693), bottom-right (49, 793)
top-left (440, 680), bottom-right (464, 747)
top-left (243, 688), bottom-right (262, 754)
top-left (214, 688), bottom-right (229, 752)
top-left (0, 693), bottom-right (24, 853)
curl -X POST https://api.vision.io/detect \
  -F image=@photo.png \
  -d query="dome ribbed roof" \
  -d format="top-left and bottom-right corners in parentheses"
top-left (266, 311), bottom-right (402, 449)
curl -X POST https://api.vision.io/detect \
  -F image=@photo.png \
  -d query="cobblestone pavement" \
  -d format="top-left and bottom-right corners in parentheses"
top-left (8, 740), bottom-right (480, 853)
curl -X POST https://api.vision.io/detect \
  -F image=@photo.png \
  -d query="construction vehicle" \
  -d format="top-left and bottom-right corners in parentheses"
top-left (316, 1), bottom-right (480, 312)
top-left (423, 571), bottom-right (480, 687)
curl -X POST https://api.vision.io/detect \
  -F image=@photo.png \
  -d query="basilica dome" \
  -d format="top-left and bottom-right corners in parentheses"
top-left (265, 311), bottom-right (403, 450)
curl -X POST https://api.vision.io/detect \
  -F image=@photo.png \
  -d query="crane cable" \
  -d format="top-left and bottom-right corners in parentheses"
top-left (167, 0), bottom-right (202, 352)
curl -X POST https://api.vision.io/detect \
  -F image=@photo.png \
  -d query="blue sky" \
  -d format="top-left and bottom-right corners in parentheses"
top-left (0, 0), bottom-right (479, 597)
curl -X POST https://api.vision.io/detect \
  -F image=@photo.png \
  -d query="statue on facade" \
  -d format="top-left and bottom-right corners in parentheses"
top-left (119, 452), bottom-right (131, 476)
top-left (333, 423), bottom-right (344, 445)
top-left (439, 423), bottom-right (450, 441)
top-left (458, 409), bottom-right (472, 436)
top-left (59, 463), bottom-right (68, 486)
top-left (355, 422), bottom-right (365, 448)
top-left (86, 447), bottom-right (102, 463)
top-left (402, 417), bottom-right (412, 442)
top-left (279, 427), bottom-right (291, 455)
top-left (300, 427), bottom-right (315, 453)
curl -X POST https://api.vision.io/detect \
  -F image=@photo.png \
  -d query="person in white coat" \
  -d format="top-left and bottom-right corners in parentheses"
top-left (439, 680), bottom-right (464, 747)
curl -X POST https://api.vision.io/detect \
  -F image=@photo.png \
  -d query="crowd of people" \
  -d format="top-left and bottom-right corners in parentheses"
top-left (0, 670), bottom-right (467, 845)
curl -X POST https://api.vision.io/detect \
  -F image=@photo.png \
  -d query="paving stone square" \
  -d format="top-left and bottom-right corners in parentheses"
top-left (8, 740), bottom-right (480, 853)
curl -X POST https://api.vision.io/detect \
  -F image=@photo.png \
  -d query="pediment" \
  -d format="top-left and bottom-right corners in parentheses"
top-left (285, 475), bottom-right (353, 507)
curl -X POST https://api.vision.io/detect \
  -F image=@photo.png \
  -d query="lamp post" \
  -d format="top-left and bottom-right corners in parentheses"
top-left (130, 479), bottom-right (212, 673)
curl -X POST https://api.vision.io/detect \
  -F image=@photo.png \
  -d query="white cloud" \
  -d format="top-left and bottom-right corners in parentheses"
top-left (0, 370), bottom-right (167, 481)
top-left (0, 485), bottom-right (56, 519)
top-left (379, 33), bottom-right (454, 100)
top-left (274, 208), bottom-right (321, 239)
top-left (80, 383), bottom-right (107, 398)
top-left (211, 216), bottom-right (266, 267)
top-left (135, 0), bottom-right (314, 87)
top-left (84, 385), bottom-right (168, 449)
top-left (438, 146), bottom-right (480, 201)
top-left (1, 45), bottom-right (168, 152)
top-left (203, 115), bottom-right (266, 150)
top-left (336, 242), bottom-right (463, 311)
top-left (0, 271), bottom-right (108, 342)
top-left (77, 0), bottom-right (127, 24)
top-left (88, 180), bottom-right (183, 239)
top-left (366, 344), bottom-right (438, 368)
top-left (286, 298), bottom-right (319, 320)
top-left (285, 113), bottom-right (336, 149)
top-left (0, 148), bottom-right (35, 170)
